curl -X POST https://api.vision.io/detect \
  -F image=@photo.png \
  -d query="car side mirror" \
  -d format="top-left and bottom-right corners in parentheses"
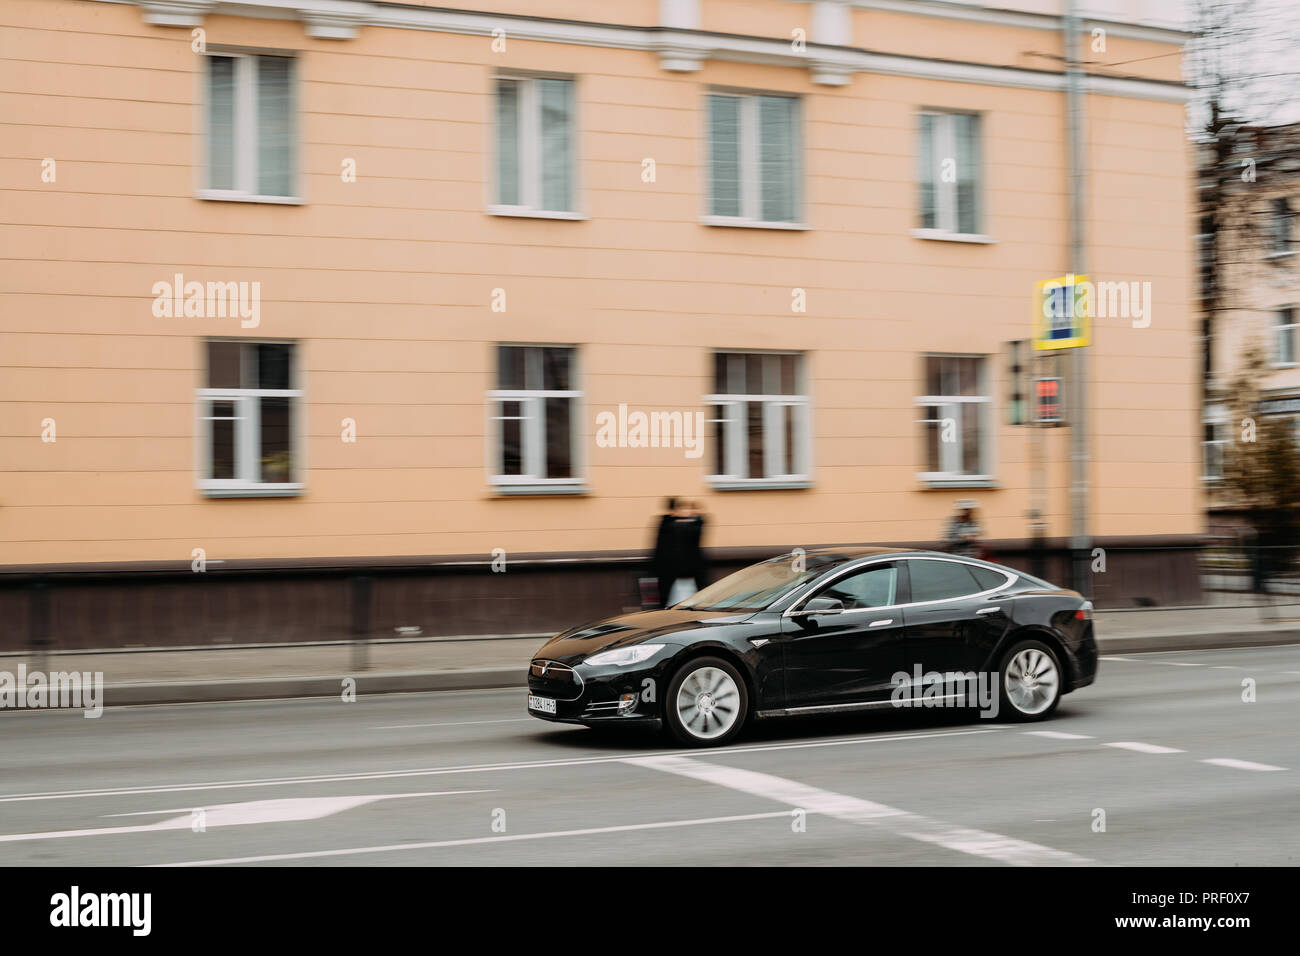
top-left (801, 596), bottom-right (844, 615)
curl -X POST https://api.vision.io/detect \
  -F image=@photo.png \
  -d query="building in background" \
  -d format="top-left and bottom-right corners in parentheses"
top-left (1, 0), bottom-right (1201, 646)
top-left (1201, 121), bottom-right (1300, 537)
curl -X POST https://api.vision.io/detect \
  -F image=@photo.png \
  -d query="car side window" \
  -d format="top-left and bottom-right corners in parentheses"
top-left (907, 559), bottom-right (982, 603)
top-left (814, 563), bottom-right (899, 610)
top-left (967, 564), bottom-right (1009, 591)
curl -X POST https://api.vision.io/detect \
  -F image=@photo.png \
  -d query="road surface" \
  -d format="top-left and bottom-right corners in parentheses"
top-left (1, 644), bottom-right (1297, 866)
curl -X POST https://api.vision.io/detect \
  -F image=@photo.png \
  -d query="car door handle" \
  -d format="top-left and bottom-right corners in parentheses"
top-left (975, 606), bottom-right (1001, 615)
top-left (869, 619), bottom-right (894, 628)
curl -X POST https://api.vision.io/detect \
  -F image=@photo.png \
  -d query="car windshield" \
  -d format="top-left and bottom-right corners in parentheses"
top-left (675, 553), bottom-right (844, 611)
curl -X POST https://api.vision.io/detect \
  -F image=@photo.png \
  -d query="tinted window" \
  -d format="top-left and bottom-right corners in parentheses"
top-left (908, 560), bottom-right (981, 603)
top-left (817, 564), bottom-right (898, 610)
top-left (968, 565), bottom-right (1009, 591)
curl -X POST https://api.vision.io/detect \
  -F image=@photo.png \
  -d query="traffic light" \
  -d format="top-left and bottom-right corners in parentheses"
top-left (1007, 339), bottom-right (1030, 425)
top-left (1035, 376), bottom-right (1063, 423)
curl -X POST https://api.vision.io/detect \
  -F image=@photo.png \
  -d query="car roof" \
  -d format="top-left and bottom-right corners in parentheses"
top-left (794, 546), bottom-right (929, 560)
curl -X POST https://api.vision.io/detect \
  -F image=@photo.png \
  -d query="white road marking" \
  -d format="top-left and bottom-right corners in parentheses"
top-left (152, 811), bottom-right (799, 867)
top-left (0, 728), bottom-right (999, 805)
top-left (1098, 656), bottom-right (1137, 661)
top-left (624, 754), bottom-right (1091, 867)
top-left (1163, 662), bottom-right (1206, 667)
top-left (1024, 731), bottom-right (1094, 739)
top-left (0, 791), bottom-right (490, 844)
top-left (1104, 742), bottom-right (1185, 754)
top-left (1200, 758), bottom-right (1286, 772)
top-left (371, 718), bottom-right (531, 730)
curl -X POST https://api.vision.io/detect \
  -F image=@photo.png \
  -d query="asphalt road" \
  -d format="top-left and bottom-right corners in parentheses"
top-left (1, 644), bottom-right (1297, 866)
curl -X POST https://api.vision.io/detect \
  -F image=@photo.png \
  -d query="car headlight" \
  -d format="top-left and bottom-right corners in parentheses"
top-left (585, 644), bottom-right (665, 667)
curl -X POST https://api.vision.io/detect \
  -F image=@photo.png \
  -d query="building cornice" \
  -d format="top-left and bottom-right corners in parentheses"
top-left (101, 0), bottom-right (1191, 101)
top-left (848, 0), bottom-right (1192, 45)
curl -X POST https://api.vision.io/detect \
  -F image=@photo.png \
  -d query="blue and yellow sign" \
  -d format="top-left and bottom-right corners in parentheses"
top-left (1034, 273), bottom-right (1091, 350)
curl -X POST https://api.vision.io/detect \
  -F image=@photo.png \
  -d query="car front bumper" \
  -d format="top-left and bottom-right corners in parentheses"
top-left (525, 649), bottom-right (679, 729)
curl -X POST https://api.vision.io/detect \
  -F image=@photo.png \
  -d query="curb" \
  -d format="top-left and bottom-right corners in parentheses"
top-left (20, 631), bottom-right (1300, 709)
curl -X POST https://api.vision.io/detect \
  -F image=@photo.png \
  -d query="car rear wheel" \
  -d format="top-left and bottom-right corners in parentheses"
top-left (664, 657), bottom-right (748, 747)
top-left (998, 639), bottom-right (1063, 720)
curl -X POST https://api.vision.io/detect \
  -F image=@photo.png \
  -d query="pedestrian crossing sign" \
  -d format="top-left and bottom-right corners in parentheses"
top-left (1034, 273), bottom-right (1091, 350)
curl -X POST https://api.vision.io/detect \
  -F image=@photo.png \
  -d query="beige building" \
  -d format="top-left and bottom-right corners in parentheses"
top-left (0, 0), bottom-right (1202, 641)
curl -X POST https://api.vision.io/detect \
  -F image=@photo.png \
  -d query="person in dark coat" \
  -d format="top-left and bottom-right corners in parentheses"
top-left (650, 497), bottom-right (681, 608)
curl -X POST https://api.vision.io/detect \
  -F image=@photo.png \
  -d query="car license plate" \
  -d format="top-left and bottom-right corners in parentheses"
top-left (528, 694), bottom-right (556, 714)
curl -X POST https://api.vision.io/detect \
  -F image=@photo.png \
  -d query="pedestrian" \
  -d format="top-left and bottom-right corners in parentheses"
top-left (649, 497), bottom-right (682, 609)
top-left (667, 499), bottom-right (708, 605)
top-left (945, 499), bottom-right (982, 558)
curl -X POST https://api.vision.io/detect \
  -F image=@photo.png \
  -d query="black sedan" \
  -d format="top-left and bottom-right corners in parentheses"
top-left (526, 547), bottom-right (1097, 747)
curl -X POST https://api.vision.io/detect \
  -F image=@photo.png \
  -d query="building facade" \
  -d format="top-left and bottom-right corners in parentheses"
top-left (1202, 122), bottom-right (1300, 537)
top-left (1, 0), bottom-right (1201, 646)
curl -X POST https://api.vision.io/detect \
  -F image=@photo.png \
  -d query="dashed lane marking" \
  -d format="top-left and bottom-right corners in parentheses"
top-left (1201, 758), bottom-right (1286, 772)
top-left (1104, 742), bottom-right (1186, 754)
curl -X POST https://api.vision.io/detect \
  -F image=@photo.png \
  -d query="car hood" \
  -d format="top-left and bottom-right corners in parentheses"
top-left (534, 608), bottom-right (754, 665)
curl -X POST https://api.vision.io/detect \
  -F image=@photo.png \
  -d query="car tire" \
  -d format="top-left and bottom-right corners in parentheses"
top-left (997, 637), bottom-right (1063, 721)
top-left (664, 656), bottom-right (748, 747)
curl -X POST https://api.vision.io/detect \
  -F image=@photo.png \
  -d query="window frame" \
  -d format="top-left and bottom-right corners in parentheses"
top-left (487, 344), bottom-right (585, 493)
top-left (704, 350), bottom-right (812, 489)
top-left (783, 556), bottom-right (1015, 617)
top-left (916, 353), bottom-right (994, 484)
top-left (702, 89), bottom-right (804, 229)
top-left (1274, 306), bottom-right (1298, 367)
top-left (1202, 414), bottom-right (1228, 482)
top-left (195, 339), bottom-right (304, 497)
top-left (1270, 197), bottom-right (1295, 257)
top-left (915, 109), bottom-right (987, 241)
top-left (197, 49), bottom-right (301, 204)
top-left (489, 73), bottom-right (582, 220)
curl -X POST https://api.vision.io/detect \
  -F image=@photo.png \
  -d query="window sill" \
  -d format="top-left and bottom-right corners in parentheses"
top-left (911, 229), bottom-right (996, 244)
top-left (918, 476), bottom-right (998, 489)
top-left (488, 206), bottom-right (587, 221)
top-left (197, 191), bottom-right (305, 205)
top-left (1270, 362), bottom-right (1299, 369)
top-left (700, 216), bottom-right (810, 231)
top-left (492, 482), bottom-right (589, 496)
top-left (201, 484), bottom-right (304, 498)
top-left (708, 478), bottom-right (813, 491)
top-left (1265, 251), bottom-right (1296, 260)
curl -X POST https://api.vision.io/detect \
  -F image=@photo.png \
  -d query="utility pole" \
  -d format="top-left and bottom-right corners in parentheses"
top-left (1064, 1), bottom-right (1091, 596)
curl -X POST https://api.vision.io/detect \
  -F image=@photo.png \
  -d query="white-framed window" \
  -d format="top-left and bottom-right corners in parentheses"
top-left (1203, 418), bottom-right (1228, 481)
top-left (706, 352), bottom-right (810, 486)
top-left (493, 75), bottom-right (576, 215)
top-left (706, 92), bottom-right (801, 226)
top-left (917, 354), bottom-right (991, 481)
top-left (1271, 197), bottom-right (1294, 256)
top-left (489, 345), bottom-right (582, 491)
top-left (197, 340), bottom-right (301, 495)
top-left (918, 111), bottom-right (983, 237)
top-left (202, 52), bottom-right (297, 201)
top-left (1276, 307), bottom-right (1298, 366)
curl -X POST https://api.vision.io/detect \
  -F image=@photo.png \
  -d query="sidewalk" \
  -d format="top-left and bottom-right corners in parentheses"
top-left (4, 604), bottom-right (1299, 707)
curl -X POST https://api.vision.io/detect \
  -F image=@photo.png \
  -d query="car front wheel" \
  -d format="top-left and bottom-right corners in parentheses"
top-left (998, 638), bottom-right (1063, 721)
top-left (664, 657), bottom-right (748, 747)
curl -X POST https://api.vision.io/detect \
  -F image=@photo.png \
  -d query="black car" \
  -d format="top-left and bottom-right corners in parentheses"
top-left (526, 547), bottom-right (1098, 747)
